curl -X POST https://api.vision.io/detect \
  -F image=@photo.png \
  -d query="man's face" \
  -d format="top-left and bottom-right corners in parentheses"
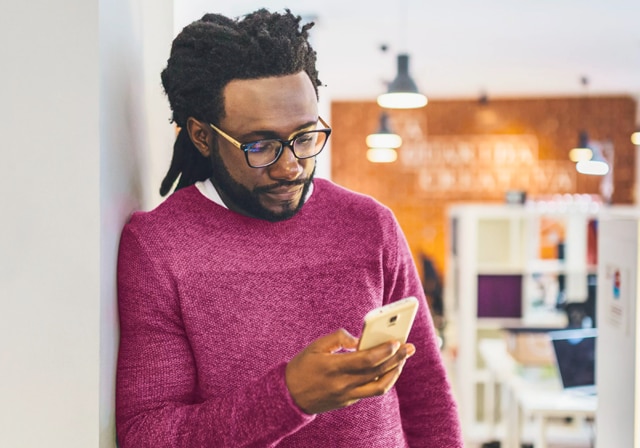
top-left (207, 71), bottom-right (320, 222)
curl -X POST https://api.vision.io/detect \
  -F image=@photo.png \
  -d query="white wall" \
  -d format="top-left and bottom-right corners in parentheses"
top-left (0, 1), bottom-right (100, 446)
top-left (175, 1), bottom-right (640, 100)
top-left (100, 0), bottom-right (174, 446)
top-left (0, 1), bottom-right (173, 446)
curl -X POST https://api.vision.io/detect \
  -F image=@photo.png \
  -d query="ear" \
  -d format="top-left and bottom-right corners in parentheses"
top-left (186, 117), bottom-right (213, 157)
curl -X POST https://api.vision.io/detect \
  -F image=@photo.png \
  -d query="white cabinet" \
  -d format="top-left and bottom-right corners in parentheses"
top-left (444, 202), bottom-right (601, 444)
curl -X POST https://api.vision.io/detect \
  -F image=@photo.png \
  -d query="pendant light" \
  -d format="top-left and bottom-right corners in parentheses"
top-left (570, 77), bottom-right (592, 162)
top-left (632, 129), bottom-right (640, 145)
top-left (367, 148), bottom-right (399, 163)
top-left (366, 112), bottom-right (402, 148)
top-left (568, 130), bottom-right (593, 162)
top-left (377, 54), bottom-right (428, 109)
top-left (376, 0), bottom-right (427, 110)
top-left (366, 112), bottom-right (402, 163)
top-left (576, 142), bottom-right (610, 176)
top-left (576, 156), bottom-right (609, 176)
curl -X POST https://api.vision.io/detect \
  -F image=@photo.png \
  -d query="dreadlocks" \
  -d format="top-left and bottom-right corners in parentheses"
top-left (159, 9), bottom-right (322, 196)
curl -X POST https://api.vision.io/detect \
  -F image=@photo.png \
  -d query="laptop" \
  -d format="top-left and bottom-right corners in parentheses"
top-left (548, 327), bottom-right (597, 396)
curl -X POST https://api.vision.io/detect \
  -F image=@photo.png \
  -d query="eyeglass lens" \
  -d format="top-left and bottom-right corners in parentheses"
top-left (245, 130), bottom-right (328, 167)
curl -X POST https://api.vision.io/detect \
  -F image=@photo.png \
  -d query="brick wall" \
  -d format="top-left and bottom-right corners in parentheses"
top-left (330, 96), bottom-right (637, 277)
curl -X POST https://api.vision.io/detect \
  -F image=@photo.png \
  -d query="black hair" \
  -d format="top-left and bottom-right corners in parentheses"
top-left (159, 9), bottom-right (321, 196)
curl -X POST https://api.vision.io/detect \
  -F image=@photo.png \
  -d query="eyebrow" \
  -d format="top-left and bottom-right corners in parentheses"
top-left (237, 120), bottom-right (319, 141)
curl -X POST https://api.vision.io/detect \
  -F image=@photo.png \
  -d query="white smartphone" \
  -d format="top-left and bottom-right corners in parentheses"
top-left (357, 296), bottom-right (419, 351)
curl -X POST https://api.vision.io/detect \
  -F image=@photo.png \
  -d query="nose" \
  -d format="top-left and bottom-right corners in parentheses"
top-left (268, 145), bottom-right (304, 181)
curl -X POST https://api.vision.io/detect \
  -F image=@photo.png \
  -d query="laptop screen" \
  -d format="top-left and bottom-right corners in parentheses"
top-left (549, 328), bottom-right (597, 391)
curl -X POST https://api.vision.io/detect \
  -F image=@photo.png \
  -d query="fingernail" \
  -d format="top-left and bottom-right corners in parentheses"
top-left (392, 341), bottom-right (401, 352)
top-left (406, 345), bottom-right (416, 357)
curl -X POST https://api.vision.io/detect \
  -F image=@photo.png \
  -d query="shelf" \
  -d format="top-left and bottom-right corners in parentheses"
top-left (524, 260), bottom-right (599, 275)
top-left (525, 259), bottom-right (566, 273)
top-left (521, 309), bottom-right (568, 327)
top-left (476, 263), bottom-right (599, 276)
top-left (477, 265), bottom-right (525, 275)
top-left (477, 317), bottom-right (526, 330)
top-left (445, 203), bottom-right (600, 444)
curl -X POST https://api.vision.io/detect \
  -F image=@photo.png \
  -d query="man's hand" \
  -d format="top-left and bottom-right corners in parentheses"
top-left (285, 328), bottom-right (416, 414)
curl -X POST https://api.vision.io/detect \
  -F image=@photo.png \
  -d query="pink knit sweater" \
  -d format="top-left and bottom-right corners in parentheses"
top-left (116, 179), bottom-right (462, 447)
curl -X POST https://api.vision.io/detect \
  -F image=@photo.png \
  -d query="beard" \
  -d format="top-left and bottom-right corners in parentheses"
top-left (208, 146), bottom-right (315, 222)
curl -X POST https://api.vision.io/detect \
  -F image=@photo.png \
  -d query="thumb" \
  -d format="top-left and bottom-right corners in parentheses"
top-left (311, 328), bottom-right (359, 353)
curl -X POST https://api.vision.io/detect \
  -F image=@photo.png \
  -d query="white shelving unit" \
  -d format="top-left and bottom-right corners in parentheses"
top-left (444, 201), bottom-right (601, 445)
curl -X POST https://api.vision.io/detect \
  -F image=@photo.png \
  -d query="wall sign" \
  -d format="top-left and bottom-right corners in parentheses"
top-left (604, 264), bottom-right (630, 334)
top-left (399, 134), bottom-right (575, 196)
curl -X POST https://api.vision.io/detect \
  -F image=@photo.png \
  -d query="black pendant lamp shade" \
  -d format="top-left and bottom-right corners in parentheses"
top-left (377, 54), bottom-right (427, 109)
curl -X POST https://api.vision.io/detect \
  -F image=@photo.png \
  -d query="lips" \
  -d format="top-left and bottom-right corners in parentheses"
top-left (262, 185), bottom-right (304, 203)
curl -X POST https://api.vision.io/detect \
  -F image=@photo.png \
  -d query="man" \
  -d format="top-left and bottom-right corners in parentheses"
top-left (116, 9), bottom-right (462, 447)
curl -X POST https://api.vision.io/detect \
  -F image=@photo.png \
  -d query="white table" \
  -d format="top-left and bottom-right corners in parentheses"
top-left (478, 338), bottom-right (597, 448)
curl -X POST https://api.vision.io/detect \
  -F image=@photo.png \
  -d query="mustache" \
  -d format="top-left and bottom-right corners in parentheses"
top-left (253, 178), bottom-right (309, 194)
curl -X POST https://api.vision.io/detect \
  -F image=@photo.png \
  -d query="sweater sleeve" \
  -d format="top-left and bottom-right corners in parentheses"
top-left (115, 223), bottom-right (315, 447)
top-left (382, 213), bottom-right (464, 447)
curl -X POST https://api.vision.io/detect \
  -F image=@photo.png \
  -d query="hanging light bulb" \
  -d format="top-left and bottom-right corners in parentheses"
top-left (377, 54), bottom-right (427, 109)
top-left (366, 112), bottom-right (402, 163)
top-left (631, 129), bottom-right (640, 145)
top-left (569, 130), bottom-right (593, 162)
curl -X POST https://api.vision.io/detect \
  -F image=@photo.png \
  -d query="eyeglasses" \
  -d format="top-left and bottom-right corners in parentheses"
top-left (209, 117), bottom-right (332, 168)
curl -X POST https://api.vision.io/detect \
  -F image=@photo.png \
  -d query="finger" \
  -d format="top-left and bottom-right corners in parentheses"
top-left (336, 342), bottom-right (414, 384)
top-left (309, 328), bottom-right (359, 353)
top-left (355, 343), bottom-right (415, 384)
top-left (339, 340), bottom-right (403, 373)
top-left (348, 359), bottom-right (408, 400)
top-left (405, 343), bottom-right (416, 357)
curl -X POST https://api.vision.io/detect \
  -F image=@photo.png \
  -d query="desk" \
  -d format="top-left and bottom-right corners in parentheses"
top-left (479, 339), bottom-right (597, 448)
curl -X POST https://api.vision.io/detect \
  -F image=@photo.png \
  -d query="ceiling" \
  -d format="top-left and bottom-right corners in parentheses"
top-left (175, 1), bottom-right (640, 112)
